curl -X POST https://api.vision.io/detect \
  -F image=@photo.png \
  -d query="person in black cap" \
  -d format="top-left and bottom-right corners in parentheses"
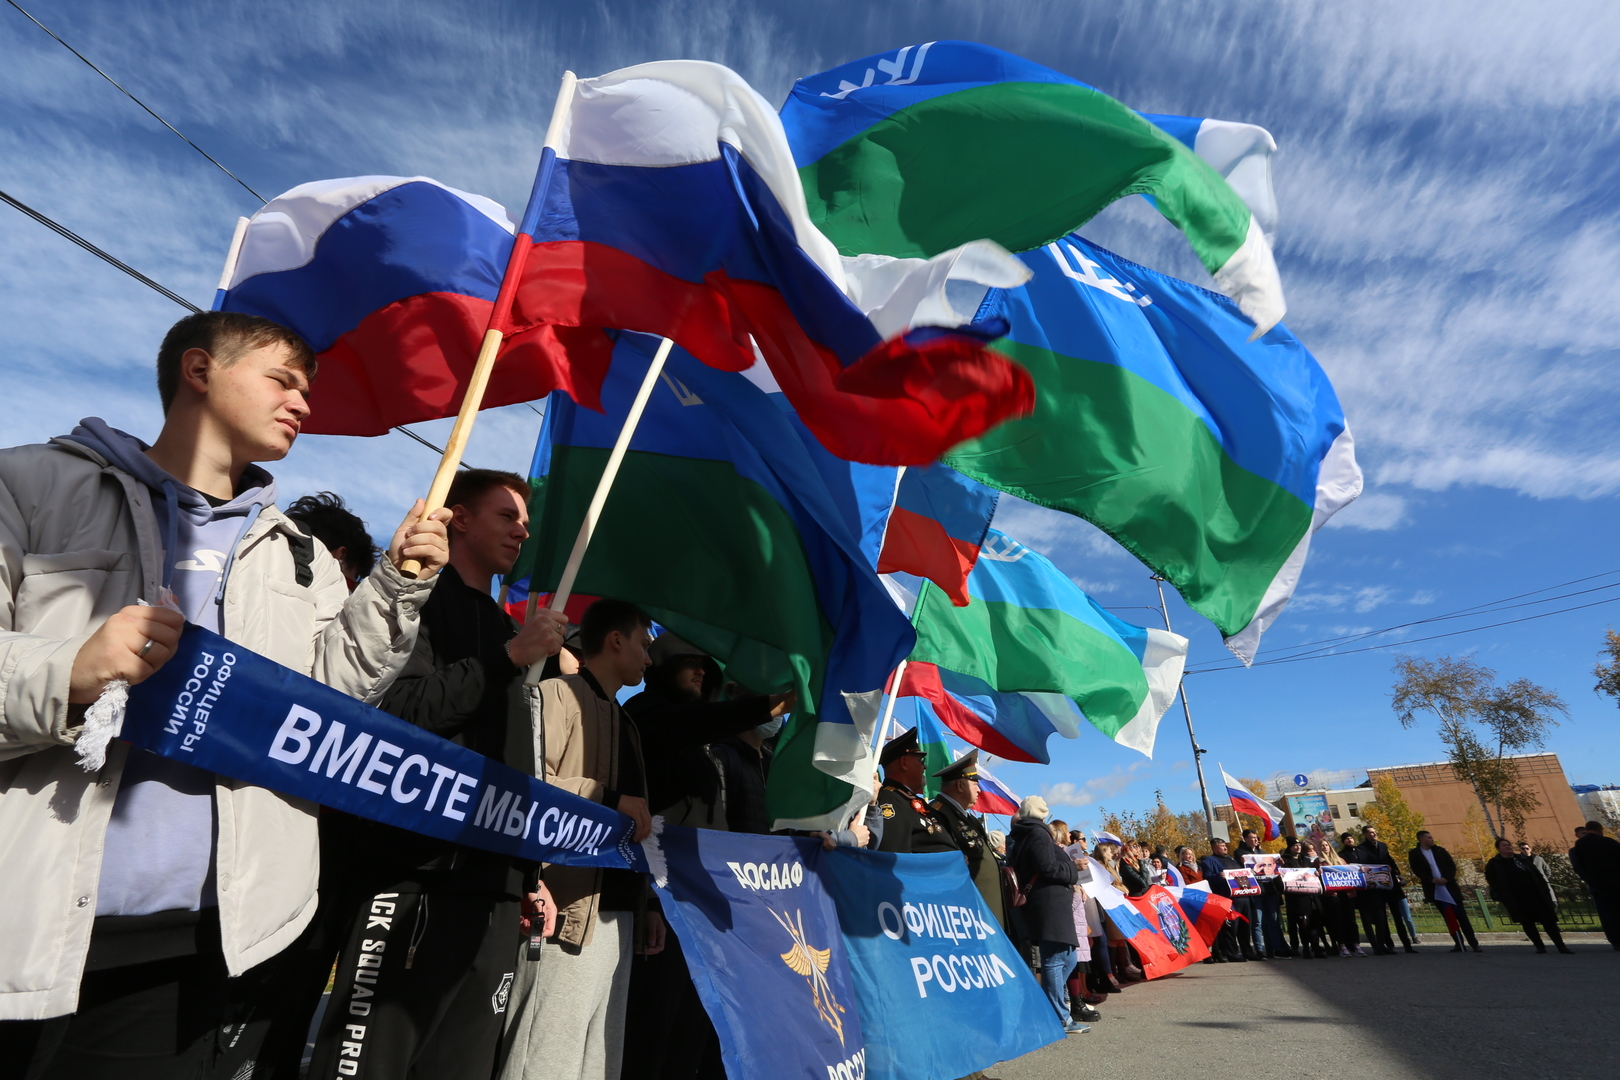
top-left (875, 728), bottom-right (957, 854)
top-left (929, 750), bottom-right (1007, 930)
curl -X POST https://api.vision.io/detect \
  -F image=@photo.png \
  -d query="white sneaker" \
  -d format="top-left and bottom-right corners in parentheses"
top-left (1353, 947), bottom-right (1370, 956)
top-left (1338, 946), bottom-right (1351, 957)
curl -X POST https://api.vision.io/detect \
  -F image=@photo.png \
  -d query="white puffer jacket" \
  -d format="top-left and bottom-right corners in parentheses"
top-left (0, 436), bottom-right (434, 1020)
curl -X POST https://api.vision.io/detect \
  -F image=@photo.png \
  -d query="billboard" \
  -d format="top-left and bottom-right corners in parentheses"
top-left (1286, 793), bottom-right (1334, 838)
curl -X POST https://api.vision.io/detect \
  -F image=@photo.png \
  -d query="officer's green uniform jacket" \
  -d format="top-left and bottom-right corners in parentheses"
top-left (930, 793), bottom-right (1007, 930)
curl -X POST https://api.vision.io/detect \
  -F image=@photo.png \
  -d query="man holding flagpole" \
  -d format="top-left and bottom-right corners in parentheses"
top-left (0, 311), bottom-right (450, 1077)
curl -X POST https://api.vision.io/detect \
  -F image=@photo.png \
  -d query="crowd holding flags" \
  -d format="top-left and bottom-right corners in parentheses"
top-left (116, 38), bottom-right (1363, 1078)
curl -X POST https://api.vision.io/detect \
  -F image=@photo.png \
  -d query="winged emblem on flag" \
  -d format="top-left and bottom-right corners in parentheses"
top-left (771, 907), bottom-right (847, 1047)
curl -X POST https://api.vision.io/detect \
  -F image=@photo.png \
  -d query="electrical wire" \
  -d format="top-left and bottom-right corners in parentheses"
top-left (5, 0), bottom-right (264, 202)
top-left (2, 187), bottom-right (202, 312)
top-left (1, 187), bottom-right (469, 466)
top-left (1187, 589), bottom-right (1620, 675)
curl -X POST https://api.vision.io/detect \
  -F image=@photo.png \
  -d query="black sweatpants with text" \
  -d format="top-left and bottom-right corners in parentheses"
top-left (306, 888), bottom-right (519, 1080)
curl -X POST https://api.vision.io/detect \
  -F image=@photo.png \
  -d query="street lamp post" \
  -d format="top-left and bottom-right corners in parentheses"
top-left (1153, 575), bottom-right (1217, 836)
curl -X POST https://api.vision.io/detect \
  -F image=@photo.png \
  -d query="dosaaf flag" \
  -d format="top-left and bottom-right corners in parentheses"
top-left (942, 237), bottom-right (1361, 662)
top-left (1125, 885), bottom-right (1212, 976)
top-left (819, 849), bottom-right (1061, 1080)
top-left (654, 828), bottom-right (866, 1080)
top-left (909, 530), bottom-right (1186, 756)
top-left (1166, 883), bottom-right (1232, 948)
top-left (782, 41), bottom-right (1285, 335)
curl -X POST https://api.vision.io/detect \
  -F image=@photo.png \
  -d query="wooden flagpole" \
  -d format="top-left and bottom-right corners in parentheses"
top-left (399, 70), bottom-right (578, 576)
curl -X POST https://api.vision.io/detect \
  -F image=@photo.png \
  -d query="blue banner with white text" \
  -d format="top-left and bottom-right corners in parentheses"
top-left (655, 827), bottom-right (867, 1080)
top-left (819, 848), bottom-right (1064, 1080)
top-left (123, 624), bottom-right (645, 872)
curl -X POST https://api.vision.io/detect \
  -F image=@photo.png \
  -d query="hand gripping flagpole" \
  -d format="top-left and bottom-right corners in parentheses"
top-left (399, 70), bottom-right (578, 577)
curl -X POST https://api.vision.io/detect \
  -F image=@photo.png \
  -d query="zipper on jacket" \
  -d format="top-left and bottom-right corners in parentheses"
top-left (406, 894), bottom-right (430, 969)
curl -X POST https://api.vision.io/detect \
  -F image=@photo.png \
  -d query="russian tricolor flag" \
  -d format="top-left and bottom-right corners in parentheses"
top-left (219, 62), bottom-right (1034, 464)
top-left (887, 661), bottom-right (1081, 764)
top-left (877, 463), bottom-right (999, 605)
top-left (973, 761), bottom-right (1021, 817)
top-left (1221, 765), bottom-right (1286, 841)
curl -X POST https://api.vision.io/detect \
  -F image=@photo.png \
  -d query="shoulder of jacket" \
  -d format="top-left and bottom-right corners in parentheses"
top-left (0, 440), bottom-right (105, 487)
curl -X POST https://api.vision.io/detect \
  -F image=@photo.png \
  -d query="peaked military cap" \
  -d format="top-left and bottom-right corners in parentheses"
top-left (878, 727), bottom-right (922, 767)
top-left (932, 749), bottom-right (980, 783)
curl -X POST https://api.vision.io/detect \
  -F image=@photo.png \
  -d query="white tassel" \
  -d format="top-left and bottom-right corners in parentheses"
top-left (76, 679), bottom-right (129, 772)
top-left (641, 815), bottom-right (668, 889)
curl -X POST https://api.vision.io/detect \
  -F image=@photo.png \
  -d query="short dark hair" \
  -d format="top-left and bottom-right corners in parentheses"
top-left (1587, 821), bottom-right (1606, 834)
top-left (1416, 830), bottom-right (1432, 839)
top-left (579, 599), bottom-right (651, 656)
top-left (284, 492), bottom-right (376, 580)
top-left (157, 311), bottom-right (316, 412)
top-left (445, 469), bottom-right (530, 514)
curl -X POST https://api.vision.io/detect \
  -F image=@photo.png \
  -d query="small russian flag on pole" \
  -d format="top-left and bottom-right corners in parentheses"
top-left (1220, 764), bottom-right (1286, 841)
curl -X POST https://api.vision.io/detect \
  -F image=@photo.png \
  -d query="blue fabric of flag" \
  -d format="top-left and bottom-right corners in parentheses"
top-left (892, 463), bottom-right (999, 546)
top-left (653, 828), bottom-right (867, 1079)
top-left (967, 529), bottom-right (1152, 664)
top-left (986, 235), bottom-right (1343, 507)
top-left (818, 847), bottom-right (1063, 1079)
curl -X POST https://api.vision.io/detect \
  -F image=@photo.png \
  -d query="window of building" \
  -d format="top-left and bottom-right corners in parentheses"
top-left (1330, 805), bottom-right (1341, 819)
top-left (1348, 803), bottom-right (1360, 818)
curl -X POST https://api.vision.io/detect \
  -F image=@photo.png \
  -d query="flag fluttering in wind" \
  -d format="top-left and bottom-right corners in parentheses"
top-left (908, 530), bottom-right (1187, 757)
top-left (500, 60), bottom-right (1032, 465)
top-left (972, 762), bottom-right (1021, 817)
top-left (1221, 766), bottom-right (1286, 841)
top-left (216, 176), bottom-right (599, 435)
top-left (942, 236), bottom-right (1361, 661)
top-left (875, 463), bottom-right (999, 606)
top-left (513, 333), bottom-right (914, 829)
top-left (1141, 113), bottom-right (1278, 235)
top-left (885, 661), bottom-right (1081, 766)
top-left (782, 40), bottom-right (1285, 336)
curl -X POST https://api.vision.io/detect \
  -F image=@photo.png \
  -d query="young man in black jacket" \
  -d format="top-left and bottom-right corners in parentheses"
top-left (1408, 831), bottom-right (1480, 952)
top-left (1351, 825), bottom-right (1415, 955)
top-left (306, 470), bottom-right (567, 1080)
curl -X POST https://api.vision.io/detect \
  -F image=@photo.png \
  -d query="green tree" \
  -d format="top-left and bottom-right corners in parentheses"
top-left (1391, 655), bottom-right (1567, 839)
top-left (1359, 775), bottom-right (1425, 860)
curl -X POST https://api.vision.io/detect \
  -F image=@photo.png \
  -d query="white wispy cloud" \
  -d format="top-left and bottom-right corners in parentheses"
top-left (1041, 762), bottom-right (1149, 807)
top-left (1289, 585), bottom-right (1437, 614)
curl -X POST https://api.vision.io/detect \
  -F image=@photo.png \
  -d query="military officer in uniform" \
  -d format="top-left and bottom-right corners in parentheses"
top-left (875, 728), bottom-right (957, 854)
top-left (928, 750), bottom-right (1006, 930)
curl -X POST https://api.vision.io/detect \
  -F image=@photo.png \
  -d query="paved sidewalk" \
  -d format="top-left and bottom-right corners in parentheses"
top-left (993, 942), bottom-right (1618, 1080)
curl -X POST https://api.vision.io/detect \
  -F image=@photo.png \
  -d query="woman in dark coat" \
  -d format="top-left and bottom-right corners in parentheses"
top-left (1280, 837), bottom-right (1329, 958)
top-left (1009, 798), bottom-right (1087, 1034)
top-left (1485, 838), bottom-right (1573, 953)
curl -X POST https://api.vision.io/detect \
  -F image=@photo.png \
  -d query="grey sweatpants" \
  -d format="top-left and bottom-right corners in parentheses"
top-left (499, 909), bottom-right (632, 1080)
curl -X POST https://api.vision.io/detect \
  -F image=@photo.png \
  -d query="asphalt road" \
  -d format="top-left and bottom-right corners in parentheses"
top-left (993, 940), bottom-right (1619, 1080)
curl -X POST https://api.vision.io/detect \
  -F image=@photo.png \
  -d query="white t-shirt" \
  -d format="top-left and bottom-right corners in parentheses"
top-left (1420, 847), bottom-right (1455, 906)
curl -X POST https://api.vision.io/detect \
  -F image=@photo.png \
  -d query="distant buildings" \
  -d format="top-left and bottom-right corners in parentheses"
top-left (1252, 752), bottom-right (1594, 855)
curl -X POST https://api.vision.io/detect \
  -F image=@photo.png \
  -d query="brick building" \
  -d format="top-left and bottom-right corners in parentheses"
top-left (1366, 753), bottom-right (1587, 854)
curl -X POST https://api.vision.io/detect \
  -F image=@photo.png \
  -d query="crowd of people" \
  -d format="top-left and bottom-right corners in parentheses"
top-left (2, 311), bottom-right (1618, 1080)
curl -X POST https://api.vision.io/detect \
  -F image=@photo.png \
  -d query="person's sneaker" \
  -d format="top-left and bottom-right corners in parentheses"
top-left (1353, 947), bottom-right (1370, 956)
top-left (1338, 946), bottom-right (1351, 957)
top-left (1063, 1021), bottom-right (1092, 1035)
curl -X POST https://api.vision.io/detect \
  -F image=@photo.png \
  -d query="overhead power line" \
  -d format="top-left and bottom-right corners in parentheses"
top-left (1, 187), bottom-right (202, 311)
top-left (1186, 572), bottom-right (1620, 675)
top-left (5, 0), bottom-right (265, 202)
top-left (0, 188), bottom-right (474, 467)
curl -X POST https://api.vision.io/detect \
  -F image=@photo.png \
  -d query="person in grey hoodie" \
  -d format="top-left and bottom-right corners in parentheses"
top-left (0, 311), bottom-right (451, 1079)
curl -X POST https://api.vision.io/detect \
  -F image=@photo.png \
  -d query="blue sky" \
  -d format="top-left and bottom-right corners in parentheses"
top-left (4, 1), bottom-right (1618, 829)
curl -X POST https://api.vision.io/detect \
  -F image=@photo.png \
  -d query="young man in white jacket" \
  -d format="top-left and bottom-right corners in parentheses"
top-left (0, 311), bottom-right (450, 1078)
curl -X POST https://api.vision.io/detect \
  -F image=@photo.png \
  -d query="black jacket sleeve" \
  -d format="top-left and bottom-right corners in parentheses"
top-left (1019, 829), bottom-right (1077, 888)
top-left (377, 619), bottom-right (520, 738)
top-left (624, 696), bottom-right (772, 758)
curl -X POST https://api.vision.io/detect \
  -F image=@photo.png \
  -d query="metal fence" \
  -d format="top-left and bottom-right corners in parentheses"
top-left (1408, 888), bottom-right (1603, 933)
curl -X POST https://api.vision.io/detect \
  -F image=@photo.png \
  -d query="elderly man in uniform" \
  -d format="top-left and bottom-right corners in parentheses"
top-left (874, 728), bottom-right (957, 854)
top-left (928, 751), bottom-right (1006, 930)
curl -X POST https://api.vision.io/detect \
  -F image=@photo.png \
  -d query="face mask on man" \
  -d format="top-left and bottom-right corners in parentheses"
top-left (754, 716), bottom-right (785, 740)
